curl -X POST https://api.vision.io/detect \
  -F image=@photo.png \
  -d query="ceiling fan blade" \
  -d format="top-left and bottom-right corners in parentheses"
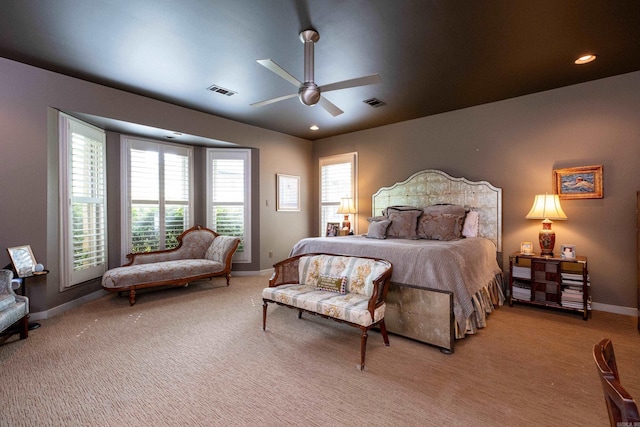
top-left (320, 73), bottom-right (382, 93)
top-left (250, 93), bottom-right (298, 108)
top-left (318, 96), bottom-right (344, 117)
top-left (256, 59), bottom-right (302, 87)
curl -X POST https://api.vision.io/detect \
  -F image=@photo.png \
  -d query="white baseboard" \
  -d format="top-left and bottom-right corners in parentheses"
top-left (29, 289), bottom-right (108, 321)
top-left (592, 302), bottom-right (638, 317)
top-left (233, 269), bottom-right (273, 276)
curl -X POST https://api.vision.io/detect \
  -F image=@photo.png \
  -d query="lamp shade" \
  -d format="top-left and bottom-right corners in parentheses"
top-left (525, 194), bottom-right (568, 220)
top-left (336, 197), bottom-right (356, 214)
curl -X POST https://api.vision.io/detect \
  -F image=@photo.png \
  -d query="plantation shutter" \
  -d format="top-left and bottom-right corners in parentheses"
top-left (130, 146), bottom-right (161, 252)
top-left (60, 113), bottom-right (108, 287)
top-left (122, 137), bottom-right (193, 257)
top-left (163, 151), bottom-right (190, 248)
top-left (207, 149), bottom-right (251, 263)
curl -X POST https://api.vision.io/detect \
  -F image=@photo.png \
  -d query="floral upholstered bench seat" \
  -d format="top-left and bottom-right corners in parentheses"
top-left (262, 253), bottom-right (393, 370)
top-left (102, 226), bottom-right (240, 306)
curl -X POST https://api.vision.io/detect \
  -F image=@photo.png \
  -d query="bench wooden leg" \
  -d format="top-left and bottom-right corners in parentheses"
top-left (129, 289), bottom-right (136, 306)
top-left (262, 300), bottom-right (268, 330)
top-left (297, 310), bottom-right (302, 319)
top-left (379, 319), bottom-right (390, 346)
top-left (225, 273), bottom-right (231, 286)
top-left (359, 328), bottom-right (368, 371)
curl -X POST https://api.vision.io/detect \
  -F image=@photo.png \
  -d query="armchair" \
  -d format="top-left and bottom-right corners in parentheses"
top-left (0, 269), bottom-right (29, 343)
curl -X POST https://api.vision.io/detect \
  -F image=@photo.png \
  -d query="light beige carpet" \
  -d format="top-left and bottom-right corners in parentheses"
top-left (1, 275), bottom-right (639, 426)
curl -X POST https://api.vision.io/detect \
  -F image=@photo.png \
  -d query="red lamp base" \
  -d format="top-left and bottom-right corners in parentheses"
top-left (539, 221), bottom-right (556, 256)
top-left (341, 215), bottom-right (351, 230)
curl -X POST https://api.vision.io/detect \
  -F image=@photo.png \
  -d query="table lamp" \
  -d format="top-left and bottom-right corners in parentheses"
top-left (336, 197), bottom-right (356, 230)
top-left (525, 193), bottom-right (568, 256)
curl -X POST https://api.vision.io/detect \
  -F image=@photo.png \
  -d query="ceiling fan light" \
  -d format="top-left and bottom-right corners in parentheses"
top-left (298, 84), bottom-right (321, 106)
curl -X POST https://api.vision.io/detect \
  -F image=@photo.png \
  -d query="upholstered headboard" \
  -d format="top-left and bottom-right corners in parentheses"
top-left (371, 169), bottom-right (502, 252)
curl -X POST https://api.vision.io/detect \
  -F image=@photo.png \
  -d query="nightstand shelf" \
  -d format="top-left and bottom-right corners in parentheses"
top-left (509, 252), bottom-right (591, 320)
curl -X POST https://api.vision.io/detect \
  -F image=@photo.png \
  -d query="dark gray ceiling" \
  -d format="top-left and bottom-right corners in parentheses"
top-left (1, 0), bottom-right (639, 141)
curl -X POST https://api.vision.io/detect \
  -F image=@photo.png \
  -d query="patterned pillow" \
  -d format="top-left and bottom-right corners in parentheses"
top-left (316, 274), bottom-right (347, 294)
top-left (386, 210), bottom-right (421, 239)
top-left (366, 219), bottom-right (391, 239)
top-left (417, 204), bottom-right (466, 240)
top-left (418, 214), bottom-right (463, 240)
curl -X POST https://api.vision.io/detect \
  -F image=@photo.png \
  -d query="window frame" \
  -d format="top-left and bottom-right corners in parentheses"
top-left (319, 152), bottom-right (358, 236)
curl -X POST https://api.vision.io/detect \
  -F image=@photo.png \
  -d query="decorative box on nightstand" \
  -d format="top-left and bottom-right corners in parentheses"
top-left (509, 252), bottom-right (591, 320)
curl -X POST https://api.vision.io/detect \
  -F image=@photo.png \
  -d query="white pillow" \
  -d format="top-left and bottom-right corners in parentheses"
top-left (462, 210), bottom-right (479, 238)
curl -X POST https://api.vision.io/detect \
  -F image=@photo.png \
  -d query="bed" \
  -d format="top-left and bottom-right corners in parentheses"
top-left (290, 169), bottom-right (504, 353)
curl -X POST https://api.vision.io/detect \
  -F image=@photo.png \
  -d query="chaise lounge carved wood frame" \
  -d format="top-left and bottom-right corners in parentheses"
top-left (102, 225), bottom-right (240, 305)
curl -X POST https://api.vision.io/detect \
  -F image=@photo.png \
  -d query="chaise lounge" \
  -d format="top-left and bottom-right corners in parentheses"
top-left (102, 225), bottom-right (240, 305)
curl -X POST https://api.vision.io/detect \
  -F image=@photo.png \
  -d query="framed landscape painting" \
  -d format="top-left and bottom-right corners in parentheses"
top-left (553, 165), bottom-right (603, 200)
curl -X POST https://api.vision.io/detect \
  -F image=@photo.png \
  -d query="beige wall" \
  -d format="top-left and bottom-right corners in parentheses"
top-left (312, 71), bottom-right (640, 311)
top-left (0, 57), bottom-right (313, 312)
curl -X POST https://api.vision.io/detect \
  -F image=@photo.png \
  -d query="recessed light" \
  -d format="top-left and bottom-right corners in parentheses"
top-left (310, 125), bottom-right (319, 131)
top-left (575, 54), bottom-right (596, 65)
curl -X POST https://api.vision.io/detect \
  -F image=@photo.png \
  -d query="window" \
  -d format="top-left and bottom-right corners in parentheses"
top-left (206, 149), bottom-right (251, 263)
top-left (59, 113), bottom-right (108, 288)
top-left (121, 137), bottom-right (193, 259)
top-left (319, 152), bottom-right (357, 236)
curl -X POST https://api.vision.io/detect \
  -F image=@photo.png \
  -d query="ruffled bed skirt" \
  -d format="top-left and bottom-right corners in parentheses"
top-left (455, 273), bottom-right (505, 339)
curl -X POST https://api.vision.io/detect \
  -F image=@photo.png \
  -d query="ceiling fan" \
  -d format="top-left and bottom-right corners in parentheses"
top-left (250, 29), bottom-right (381, 117)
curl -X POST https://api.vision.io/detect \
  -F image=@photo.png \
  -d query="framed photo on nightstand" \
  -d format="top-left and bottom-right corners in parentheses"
top-left (520, 241), bottom-right (533, 255)
top-left (561, 244), bottom-right (576, 259)
top-left (325, 222), bottom-right (340, 237)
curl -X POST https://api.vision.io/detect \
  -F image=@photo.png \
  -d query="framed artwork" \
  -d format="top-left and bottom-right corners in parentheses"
top-left (325, 222), bottom-right (340, 237)
top-left (560, 244), bottom-right (576, 259)
top-left (520, 241), bottom-right (533, 255)
top-left (276, 174), bottom-right (300, 212)
top-left (7, 245), bottom-right (37, 278)
top-left (553, 165), bottom-right (603, 200)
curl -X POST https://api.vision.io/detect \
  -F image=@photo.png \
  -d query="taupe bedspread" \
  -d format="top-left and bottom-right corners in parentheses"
top-left (290, 236), bottom-right (502, 328)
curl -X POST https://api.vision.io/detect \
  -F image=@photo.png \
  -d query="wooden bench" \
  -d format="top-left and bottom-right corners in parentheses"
top-left (262, 253), bottom-right (393, 370)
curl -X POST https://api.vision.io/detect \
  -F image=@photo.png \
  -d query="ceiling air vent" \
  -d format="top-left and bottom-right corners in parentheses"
top-left (207, 85), bottom-right (237, 96)
top-left (363, 97), bottom-right (386, 108)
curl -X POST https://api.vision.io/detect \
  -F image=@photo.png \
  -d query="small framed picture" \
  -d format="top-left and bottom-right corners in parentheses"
top-left (520, 241), bottom-right (533, 255)
top-left (560, 244), bottom-right (576, 259)
top-left (7, 245), bottom-right (37, 278)
top-left (325, 222), bottom-right (340, 237)
top-left (276, 174), bottom-right (300, 212)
